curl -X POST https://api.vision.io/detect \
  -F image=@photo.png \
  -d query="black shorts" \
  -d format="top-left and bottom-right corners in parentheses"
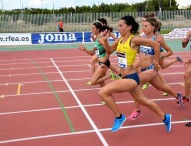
top-left (59, 28), bottom-right (64, 32)
top-left (98, 59), bottom-right (110, 68)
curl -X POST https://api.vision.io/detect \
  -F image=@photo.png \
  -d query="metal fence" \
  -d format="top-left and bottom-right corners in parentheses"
top-left (0, 10), bottom-right (191, 33)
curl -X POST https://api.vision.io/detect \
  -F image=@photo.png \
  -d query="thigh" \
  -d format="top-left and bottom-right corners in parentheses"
top-left (185, 67), bottom-right (191, 78)
top-left (100, 78), bottom-right (137, 95)
top-left (91, 66), bottom-right (107, 83)
top-left (139, 69), bottom-right (157, 84)
top-left (149, 72), bottom-right (167, 89)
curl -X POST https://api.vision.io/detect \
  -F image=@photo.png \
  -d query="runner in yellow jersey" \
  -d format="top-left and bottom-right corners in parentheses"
top-left (98, 15), bottom-right (171, 133)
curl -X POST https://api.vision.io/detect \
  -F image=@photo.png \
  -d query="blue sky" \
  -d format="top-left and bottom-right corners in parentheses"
top-left (0, 0), bottom-right (190, 10)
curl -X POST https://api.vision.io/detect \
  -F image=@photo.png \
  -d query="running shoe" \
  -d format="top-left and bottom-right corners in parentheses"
top-left (142, 82), bottom-right (149, 90)
top-left (182, 96), bottom-right (190, 104)
top-left (163, 114), bottom-right (172, 132)
top-left (110, 72), bottom-right (120, 80)
top-left (176, 92), bottom-right (183, 107)
top-left (101, 101), bottom-right (105, 105)
top-left (162, 92), bottom-right (168, 96)
top-left (127, 110), bottom-right (141, 120)
top-left (185, 122), bottom-right (191, 127)
top-left (176, 56), bottom-right (183, 63)
top-left (86, 81), bottom-right (91, 85)
top-left (111, 114), bottom-right (126, 132)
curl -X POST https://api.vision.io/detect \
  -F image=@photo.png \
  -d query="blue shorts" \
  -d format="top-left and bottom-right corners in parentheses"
top-left (141, 64), bottom-right (154, 72)
top-left (122, 72), bottom-right (140, 85)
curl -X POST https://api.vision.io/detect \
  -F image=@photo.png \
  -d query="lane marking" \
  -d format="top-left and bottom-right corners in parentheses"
top-left (32, 60), bottom-right (75, 132)
top-left (17, 84), bottom-right (23, 95)
top-left (0, 63), bottom-right (183, 71)
top-left (0, 120), bottom-right (189, 144)
top-left (0, 82), bottom-right (184, 98)
top-left (0, 70), bottom-right (184, 77)
top-left (0, 53), bottom-right (186, 62)
top-left (0, 97), bottom-right (176, 116)
top-left (51, 58), bottom-right (109, 146)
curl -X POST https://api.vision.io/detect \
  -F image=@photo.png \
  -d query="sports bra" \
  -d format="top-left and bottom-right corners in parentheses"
top-left (139, 35), bottom-right (164, 55)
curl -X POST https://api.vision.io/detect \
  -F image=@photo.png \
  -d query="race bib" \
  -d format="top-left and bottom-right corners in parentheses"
top-left (117, 52), bottom-right (127, 68)
top-left (94, 45), bottom-right (100, 56)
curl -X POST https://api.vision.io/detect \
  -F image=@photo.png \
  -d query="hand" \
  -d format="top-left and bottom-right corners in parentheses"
top-left (154, 62), bottom-right (160, 72)
top-left (103, 30), bottom-right (110, 41)
top-left (78, 44), bottom-right (85, 51)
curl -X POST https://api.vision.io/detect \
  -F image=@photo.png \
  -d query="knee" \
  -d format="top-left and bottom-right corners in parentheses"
top-left (99, 88), bottom-right (106, 99)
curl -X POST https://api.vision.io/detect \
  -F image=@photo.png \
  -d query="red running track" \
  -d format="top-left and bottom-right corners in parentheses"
top-left (0, 49), bottom-right (191, 146)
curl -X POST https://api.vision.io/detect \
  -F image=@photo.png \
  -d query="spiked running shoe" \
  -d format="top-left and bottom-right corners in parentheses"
top-left (162, 92), bottom-right (168, 96)
top-left (163, 114), bottom-right (172, 132)
top-left (86, 81), bottom-right (91, 85)
top-left (182, 96), bottom-right (190, 104)
top-left (110, 72), bottom-right (120, 80)
top-left (127, 110), bottom-right (141, 120)
top-left (176, 92), bottom-right (183, 107)
top-left (142, 82), bottom-right (149, 90)
top-left (111, 114), bottom-right (126, 132)
top-left (185, 122), bottom-right (191, 127)
top-left (176, 56), bottom-right (183, 63)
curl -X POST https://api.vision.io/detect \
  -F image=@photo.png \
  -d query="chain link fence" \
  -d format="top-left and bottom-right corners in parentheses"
top-left (0, 10), bottom-right (191, 33)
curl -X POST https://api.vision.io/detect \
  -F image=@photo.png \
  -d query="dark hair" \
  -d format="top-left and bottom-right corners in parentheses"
top-left (120, 15), bottom-right (139, 34)
top-left (102, 25), bottom-right (113, 32)
top-left (146, 17), bottom-right (162, 32)
top-left (143, 13), bottom-right (155, 19)
top-left (98, 18), bottom-right (107, 25)
top-left (93, 22), bottom-right (103, 32)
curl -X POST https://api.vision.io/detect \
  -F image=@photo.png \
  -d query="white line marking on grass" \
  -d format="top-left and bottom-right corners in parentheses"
top-left (50, 58), bottom-right (108, 146)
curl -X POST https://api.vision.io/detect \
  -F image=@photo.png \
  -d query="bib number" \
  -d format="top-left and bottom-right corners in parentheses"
top-left (117, 52), bottom-right (127, 68)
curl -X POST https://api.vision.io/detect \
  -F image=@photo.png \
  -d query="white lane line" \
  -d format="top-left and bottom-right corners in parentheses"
top-left (0, 52), bottom-right (187, 62)
top-left (0, 70), bottom-right (184, 77)
top-left (0, 82), bottom-right (183, 98)
top-left (50, 58), bottom-right (108, 146)
top-left (0, 63), bottom-right (184, 71)
top-left (0, 55), bottom-right (91, 62)
top-left (0, 97), bottom-right (176, 116)
top-left (0, 120), bottom-right (189, 144)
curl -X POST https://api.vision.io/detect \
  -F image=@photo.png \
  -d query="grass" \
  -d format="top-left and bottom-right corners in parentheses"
top-left (160, 29), bottom-right (172, 34)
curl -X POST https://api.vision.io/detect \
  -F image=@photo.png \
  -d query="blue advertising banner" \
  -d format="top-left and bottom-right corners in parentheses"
top-left (31, 32), bottom-right (83, 44)
top-left (31, 31), bottom-right (121, 44)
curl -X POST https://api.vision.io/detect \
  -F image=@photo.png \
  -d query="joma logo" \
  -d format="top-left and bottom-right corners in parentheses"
top-left (38, 33), bottom-right (77, 43)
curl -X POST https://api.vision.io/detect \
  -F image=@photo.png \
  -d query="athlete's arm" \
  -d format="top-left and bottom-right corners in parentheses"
top-left (156, 37), bottom-right (173, 59)
top-left (182, 30), bottom-right (191, 48)
top-left (132, 36), bottom-right (160, 71)
top-left (78, 44), bottom-right (95, 56)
